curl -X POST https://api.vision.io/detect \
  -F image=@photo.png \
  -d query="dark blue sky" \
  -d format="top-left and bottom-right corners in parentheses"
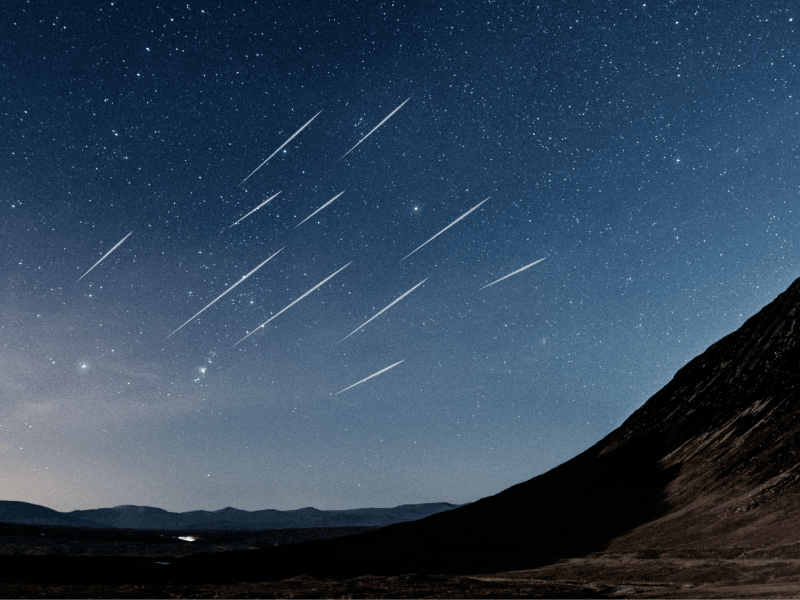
top-left (2, 0), bottom-right (798, 511)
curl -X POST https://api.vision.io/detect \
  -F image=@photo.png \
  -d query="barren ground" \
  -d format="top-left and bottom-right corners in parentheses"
top-left (3, 522), bottom-right (800, 599)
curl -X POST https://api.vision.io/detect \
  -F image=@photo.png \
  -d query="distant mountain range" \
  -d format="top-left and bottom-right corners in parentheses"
top-left (0, 500), bottom-right (459, 530)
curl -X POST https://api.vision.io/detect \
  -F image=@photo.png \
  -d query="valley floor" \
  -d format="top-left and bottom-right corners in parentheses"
top-left (0, 521), bottom-right (380, 557)
top-left (4, 523), bottom-right (800, 598)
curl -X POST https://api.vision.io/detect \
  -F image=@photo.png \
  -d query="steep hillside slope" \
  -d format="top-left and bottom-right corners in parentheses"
top-left (178, 277), bottom-right (800, 580)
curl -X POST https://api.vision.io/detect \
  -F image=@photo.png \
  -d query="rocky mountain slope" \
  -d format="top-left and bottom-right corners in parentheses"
top-left (175, 276), bottom-right (800, 580)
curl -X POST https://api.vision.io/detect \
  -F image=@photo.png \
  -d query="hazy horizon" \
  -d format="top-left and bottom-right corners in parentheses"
top-left (0, 497), bottom-right (461, 514)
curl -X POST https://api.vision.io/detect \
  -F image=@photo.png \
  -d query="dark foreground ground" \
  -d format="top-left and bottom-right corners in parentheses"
top-left (5, 551), bottom-right (800, 598)
top-left (3, 522), bottom-right (800, 598)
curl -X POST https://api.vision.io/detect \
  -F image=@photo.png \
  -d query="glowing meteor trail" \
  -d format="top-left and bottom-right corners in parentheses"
top-left (76, 231), bottom-right (133, 283)
top-left (232, 262), bottom-right (352, 347)
top-left (238, 111), bottom-right (322, 186)
top-left (335, 360), bottom-right (405, 395)
top-left (228, 191), bottom-right (282, 228)
top-left (340, 97), bottom-right (410, 160)
top-left (166, 247), bottom-right (284, 339)
top-left (338, 278), bottom-right (428, 343)
top-left (479, 257), bottom-right (546, 290)
top-left (400, 197), bottom-right (490, 262)
top-left (294, 191), bottom-right (345, 229)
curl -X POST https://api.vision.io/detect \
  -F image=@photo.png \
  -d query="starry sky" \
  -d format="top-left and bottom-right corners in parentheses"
top-left (1, 0), bottom-right (798, 512)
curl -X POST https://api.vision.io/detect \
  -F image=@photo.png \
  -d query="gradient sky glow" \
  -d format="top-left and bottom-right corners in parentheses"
top-left (1, 0), bottom-right (798, 512)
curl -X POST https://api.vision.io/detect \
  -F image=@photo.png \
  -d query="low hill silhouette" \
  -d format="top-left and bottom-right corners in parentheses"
top-left (0, 501), bottom-right (458, 530)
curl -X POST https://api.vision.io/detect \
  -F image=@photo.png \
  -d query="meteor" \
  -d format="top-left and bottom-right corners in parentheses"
top-left (479, 257), bottom-right (546, 290)
top-left (232, 261), bottom-right (352, 347)
top-left (228, 191), bottom-right (282, 228)
top-left (238, 111), bottom-right (322, 186)
top-left (400, 197), bottom-right (490, 262)
top-left (340, 97), bottom-right (410, 160)
top-left (294, 191), bottom-right (345, 229)
top-left (166, 247), bottom-right (284, 339)
top-left (76, 231), bottom-right (133, 283)
top-left (335, 360), bottom-right (405, 395)
top-left (338, 278), bottom-right (428, 343)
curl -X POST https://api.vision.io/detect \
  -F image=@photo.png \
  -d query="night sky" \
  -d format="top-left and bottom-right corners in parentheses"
top-left (2, 0), bottom-right (798, 512)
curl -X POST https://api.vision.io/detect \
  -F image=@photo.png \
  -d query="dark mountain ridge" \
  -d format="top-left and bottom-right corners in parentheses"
top-left (4, 276), bottom-right (800, 587)
top-left (0, 501), bottom-right (459, 530)
top-left (172, 276), bottom-right (800, 580)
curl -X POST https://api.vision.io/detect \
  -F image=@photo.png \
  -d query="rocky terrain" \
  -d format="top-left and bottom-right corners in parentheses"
top-left (4, 276), bottom-right (800, 598)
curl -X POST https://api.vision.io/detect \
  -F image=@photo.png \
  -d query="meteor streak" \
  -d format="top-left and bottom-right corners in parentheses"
top-left (340, 97), bottom-right (410, 160)
top-left (166, 247), bottom-right (284, 339)
top-left (228, 191), bottom-right (282, 228)
top-left (335, 360), bottom-right (405, 395)
top-left (338, 278), bottom-right (428, 343)
top-left (294, 191), bottom-right (345, 229)
top-left (238, 111), bottom-right (322, 186)
top-left (76, 231), bottom-right (133, 283)
top-left (400, 197), bottom-right (490, 262)
top-left (479, 257), bottom-right (546, 290)
top-left (232, 261), bottom-right (352, 347)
